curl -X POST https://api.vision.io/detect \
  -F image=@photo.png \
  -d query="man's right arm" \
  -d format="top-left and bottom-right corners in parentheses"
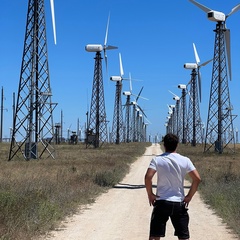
top-left (184, 169), bottom-right (201, 206)
top-left (145, 168), bottom-right (157, 206)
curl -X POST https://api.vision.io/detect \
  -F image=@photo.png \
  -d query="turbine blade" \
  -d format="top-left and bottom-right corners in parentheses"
top-left (168, 90), bottom-right (178, 98)
top-left (225, 29), bottom-right (232, 80)
top-left (106, 45), bottom-right (118, 50)
top-left (132, 94), bottom-right (149, 101)
top-left (119, 53), bottom-right (124, 77)
top-left (50, 0), bottom-right (57, 44)
top-left (137, 105), bottom-right (147, 118)
top-left (193, 43), bottom-right (200, 64)
top-left (144, 117), bottom-right (152, 124)
top-left (104, 51), bottom-right (108, 72)
top-left (104, 13), bottom-right (110, 47)
top-left (227, 4), bottom-right (240, 18)
top-left (129, 73), bottom-right (132, 92)
top-left (199, 58), bottom-right (212, 67)
top-left (197, 69), bottom-right (202, 102)
top-left (168, 90), bottom-right (175, 96)
top-left (136, 87), bottom-right (144, 102)
top-left (188, 0), bottom-right (211, 13)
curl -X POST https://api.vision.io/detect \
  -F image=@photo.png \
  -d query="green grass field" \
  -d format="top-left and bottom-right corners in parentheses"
top-left (0, 142), bottom-right (239, 239)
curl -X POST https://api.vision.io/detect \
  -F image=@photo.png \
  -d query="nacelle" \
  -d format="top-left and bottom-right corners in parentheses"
top-left (173, 96), bottom-right (180, 101)
top-left (123, 91), bottom-right (131, 96)
top-left (184, 63), bottom-right (198, 69)
top-left (85, 44), bottom-right (103, 52)
top-left (110, 76), bottom-right (122, 81)
top-left (178, 84), bottom-right (186, 89)
top-left (207, 11), bottom-right (225, 22)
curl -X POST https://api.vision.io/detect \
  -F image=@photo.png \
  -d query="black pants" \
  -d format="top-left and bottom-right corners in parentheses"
top-left (150, 200), bottom-right (189, 239)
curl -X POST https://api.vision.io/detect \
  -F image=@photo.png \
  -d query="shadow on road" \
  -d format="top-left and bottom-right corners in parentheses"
top-left (114, 183), bottom-right (157, 189)
top-left (114, 183), bottom-right (191, 190)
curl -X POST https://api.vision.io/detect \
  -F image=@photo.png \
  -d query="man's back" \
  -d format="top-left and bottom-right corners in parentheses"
top-left (149, 152), bottom-right (196, 202)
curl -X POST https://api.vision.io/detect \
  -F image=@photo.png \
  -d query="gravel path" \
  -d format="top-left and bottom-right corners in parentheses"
top-left (42, 144), bottom-right (238, 240)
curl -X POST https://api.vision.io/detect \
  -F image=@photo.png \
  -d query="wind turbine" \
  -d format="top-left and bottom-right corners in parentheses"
top-left (85, 14), bottom-right (117, 148)
top-left (169, 91), bottom-right (180, 136)
top-left (9, 0), bottom-right (57, 160)
top-left (135, 103), bottom-right (149, 142)
top-left (166, 104), bottom-right (175, 134)
top-left (122, 76), bottom-right (132, 143)
top-left (184, 43), bottom-right (211, 146)
top-left (130, 85), bottom-right (148, 142)
top-left (122, 74), bottom-right (147, 142)
top-left (110, 53), bottom-right (124, 144)
top-left (189, 0), bottom-right (240, 153)
top-left (178, 84), bottom-right (187, 144)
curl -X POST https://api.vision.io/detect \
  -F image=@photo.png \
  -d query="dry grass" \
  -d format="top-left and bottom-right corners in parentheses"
top-left (177, 143), bottom-right (240, 237)
top-left (1, 142), bottom-right (240, 239)
top-left (0, 142), bottom-right (151, 240)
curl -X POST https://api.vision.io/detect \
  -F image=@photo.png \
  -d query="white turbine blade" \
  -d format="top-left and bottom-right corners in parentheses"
top-left (225, 29), bottom-right (232, 80)
top-left (199, 58), bottom-right (212, 67)
top-left (132, 94), bottom-right (149, 101)
top-left (188, 0), bottom-right (211, 13)
top-left (119, 53), bottom-right (124, 77)
top-left (193, 43), bottom-right (200, 64)
top-left (168, 90), bottom-right (178, 98)
top-left (197, 69), bottom-right (202, 102)
top-left (104, 13), bottom-right (110, 47)
top-left (106, 45), bottom-right (118, 50)
top-left (129, 73), bottom-right (132, 92)
top-left (104, 51), bottom-right (108, 72)
top-left (227, 4), bottom-right (240, 18)
top-left (50, 0), bottom-right (57, 44)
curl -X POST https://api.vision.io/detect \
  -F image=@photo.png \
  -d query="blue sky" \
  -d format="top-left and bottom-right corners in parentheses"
top-left (0, 0), bottom-right (240, 141)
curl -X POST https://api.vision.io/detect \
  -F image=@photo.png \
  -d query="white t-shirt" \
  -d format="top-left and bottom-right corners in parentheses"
top-left (148, 152), bottom-right (196, 202)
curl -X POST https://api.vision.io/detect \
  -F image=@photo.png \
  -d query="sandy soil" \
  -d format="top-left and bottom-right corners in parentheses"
top-left (42, 144), bottom-right (239, 240)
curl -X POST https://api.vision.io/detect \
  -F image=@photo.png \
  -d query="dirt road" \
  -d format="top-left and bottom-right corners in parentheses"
top-left (43, 144), bottom-right (238, 240)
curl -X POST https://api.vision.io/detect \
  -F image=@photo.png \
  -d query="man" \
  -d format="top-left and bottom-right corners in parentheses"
top-left (145, 133), bottom-right (201, 240)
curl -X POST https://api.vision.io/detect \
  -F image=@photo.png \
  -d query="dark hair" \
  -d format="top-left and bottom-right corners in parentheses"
top-left (163, 133), bottom-right (179, 152)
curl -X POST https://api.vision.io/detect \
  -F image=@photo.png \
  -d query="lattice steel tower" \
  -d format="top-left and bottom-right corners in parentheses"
top-left (111, 81), bottom-right (124, 144)
top-left (123, 92), bottom-right (132, 142)
top-left (8, 0), bottom-right (57, 160)
top-left (85, 15), bottom-right (117, 148)
top-left (189, 0), bottom-right (240, 153)
top-left (205, 23), bottom-right (235, 153)
top-left (178, 85), bottom-right (187, 144)
top-left (184, 43), bottom-right (211, 146)
top-left (187, 69), bottom-right (203, 146)
top-left (110, 53), bottom-right (124, 144)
